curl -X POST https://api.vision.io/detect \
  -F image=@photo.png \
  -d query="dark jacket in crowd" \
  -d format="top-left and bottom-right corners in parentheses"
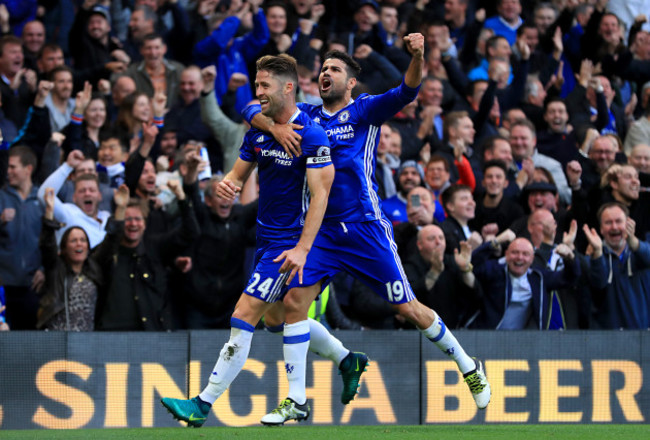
top-left (587, 242), bottom-right (650, 330)
top-left (0, 183), bottom-right (42, 286)
top-left (472, 242), bottom-right (581, 329)
top-left (182, 184), bottom-right (257, 328)
top-left (95, 196), bottom-right (200, 331)
top-left (36, 217), bottom-right (108, 329)
top-left (403, 252), bottom-right (480, 328)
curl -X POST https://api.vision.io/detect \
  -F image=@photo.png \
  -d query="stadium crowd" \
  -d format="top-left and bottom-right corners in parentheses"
top-left (1, 0), bottom-right (650, 332)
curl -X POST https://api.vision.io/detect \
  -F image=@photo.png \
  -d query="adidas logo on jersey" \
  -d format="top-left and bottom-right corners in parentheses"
top-left (257, 135), bottom-right (265, 143)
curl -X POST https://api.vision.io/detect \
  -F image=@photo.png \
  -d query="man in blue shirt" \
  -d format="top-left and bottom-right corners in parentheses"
top-left (245, 33), bottom-right (491, 425)
top-left (160, 54), bottom-right (334, 427)
top-left (483, 0), bottom-right (522, 45)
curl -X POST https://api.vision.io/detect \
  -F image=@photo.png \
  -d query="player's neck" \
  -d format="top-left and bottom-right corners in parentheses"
top-left (323, 95), bottom-right (352, 114)
top-left (273, 103), bottom-right (298, 125)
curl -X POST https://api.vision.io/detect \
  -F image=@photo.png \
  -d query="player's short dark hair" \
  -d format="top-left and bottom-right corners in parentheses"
top-left (8, 145), bottom-right (37, 169)
top-left (483, 159), bottom-right (508, 176)
top-left (323, 50), bottom-right (362, 79)
top-left (441, 183), bottom-right (472, 210)
top-left (597, 201), bottom-right (629, 224)
top-left (256, 54), bottom-right (299, 87)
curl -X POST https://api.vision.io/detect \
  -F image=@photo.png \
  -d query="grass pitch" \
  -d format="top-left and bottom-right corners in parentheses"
top-left (1, 425), bottom-right (648, 440)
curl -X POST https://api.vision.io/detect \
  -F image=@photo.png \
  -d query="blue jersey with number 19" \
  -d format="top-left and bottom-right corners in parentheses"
top-left (239, 109), bottom-right (332, 241)
top-left (298, 81), bottom-right (419, 222)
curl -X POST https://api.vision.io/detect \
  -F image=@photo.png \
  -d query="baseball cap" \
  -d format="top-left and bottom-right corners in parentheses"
top-left (90, 5), bottom-right (111, 25)
top-left (355, 0), bottom-right (380, 12)
top-left (523, 180), bottom-right (557, 196)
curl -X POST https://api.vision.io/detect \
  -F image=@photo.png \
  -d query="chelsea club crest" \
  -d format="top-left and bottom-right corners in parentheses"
top-left (338, 111), bottom-right (350, 123)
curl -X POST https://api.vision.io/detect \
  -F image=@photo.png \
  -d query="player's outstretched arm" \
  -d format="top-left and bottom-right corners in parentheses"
top-left (356, 33), bottom-right (424, 126)
top-left (274, 163), bottom-right (334, 285)
top-left (217, 158), bottom-right (256, 201)
top-left (403, 33), bottom-right (425, 88)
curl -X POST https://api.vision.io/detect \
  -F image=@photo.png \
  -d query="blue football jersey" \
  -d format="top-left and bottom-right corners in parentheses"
top-left (239, 109), bottom-right (332, 240)
top-left (243, 81), bottom-right (419, 223)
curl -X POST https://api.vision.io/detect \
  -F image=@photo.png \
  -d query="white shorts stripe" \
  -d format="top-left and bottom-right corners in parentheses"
top-left (267, 272), bottom-right (290, 303)
top-left (379, 217), bottom-right (416, 302)
top-left (363, 125), bottom-right (382, 219)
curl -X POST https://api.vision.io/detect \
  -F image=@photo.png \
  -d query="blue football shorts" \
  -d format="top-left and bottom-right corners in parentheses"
top-left (288, 217), bottom-right (416, 304)
top-left (244, 236), bottom-right (327, 303)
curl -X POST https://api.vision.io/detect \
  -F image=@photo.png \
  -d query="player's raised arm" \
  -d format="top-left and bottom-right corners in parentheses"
top-left (217, 158), bottom-right (256, 201)
top-left (403, 33), bottom-right (425, 89)
top-left (275, 159), bottom-right (334, 285)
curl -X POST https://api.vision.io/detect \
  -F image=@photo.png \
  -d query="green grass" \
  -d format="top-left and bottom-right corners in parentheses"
top-left (1, 425), bottom-right (648, 440)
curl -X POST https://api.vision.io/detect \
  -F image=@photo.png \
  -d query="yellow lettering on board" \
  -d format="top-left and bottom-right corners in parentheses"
top-left (340, 362), bottom-right (396, 424)
top-left (141, 363), bottom-right (185, 427)
top-left (484, 360), bottom-right (529, 422)
top-left (105, 363), bottom-right (129, 427)
top-left (592, 360), bottom-right (643, 422)
top-left (425, 360), bottom-right (476, 423)
top-left (538, 360), bottom-right (583, 422)
top-left (33, 360), bottom-right (94, 429)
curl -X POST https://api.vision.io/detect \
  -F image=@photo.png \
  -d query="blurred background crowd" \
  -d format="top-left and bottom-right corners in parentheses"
top-left (1, 0), bottom-right (650, 332)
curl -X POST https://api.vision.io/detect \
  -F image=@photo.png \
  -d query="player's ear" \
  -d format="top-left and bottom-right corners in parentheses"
top-left (347, 77), bottom-right (357, 91)
top-left (285, 81), bottom-right (294, 95)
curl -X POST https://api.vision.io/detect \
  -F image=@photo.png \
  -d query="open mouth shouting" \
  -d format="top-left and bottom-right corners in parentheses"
top-left (320, 77), bottom-right (332, 93)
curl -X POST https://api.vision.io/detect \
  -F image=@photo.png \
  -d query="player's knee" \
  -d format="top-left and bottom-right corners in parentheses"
top-left (232, 296), bottom-right (264, 325)
top-left (395, 300), bottom-right (433, 328)
top-left (282, 291), bottom-right (303, 315)
top-left (264, 306), bottom-right (284, 328)
top-left (231, 307), bottom-right (247, 323)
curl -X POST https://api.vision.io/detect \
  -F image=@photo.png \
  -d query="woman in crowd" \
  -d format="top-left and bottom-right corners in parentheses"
top-left (61, 82), bottom-right (109, 160)
top-left (114, 90), bottom-right (166, 155)
top-left (36, 186), bottom-right (127, 331)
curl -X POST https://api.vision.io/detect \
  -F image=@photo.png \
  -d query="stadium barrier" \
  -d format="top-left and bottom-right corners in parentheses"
top-left (0, 330), bottom-right (648, 429)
